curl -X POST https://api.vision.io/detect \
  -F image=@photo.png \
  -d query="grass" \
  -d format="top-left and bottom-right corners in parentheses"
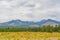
top-left (0, 32), bottom-right (59, 40)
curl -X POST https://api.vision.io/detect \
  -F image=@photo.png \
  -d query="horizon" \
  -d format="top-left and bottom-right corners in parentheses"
top-left (0, 19), bottom-right (60, 23)
top-left (0, 0), bottom-right (60, 22)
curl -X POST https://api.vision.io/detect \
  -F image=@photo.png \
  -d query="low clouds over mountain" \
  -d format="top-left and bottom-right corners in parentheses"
top-left (0, 0), bottom-right (60, 22)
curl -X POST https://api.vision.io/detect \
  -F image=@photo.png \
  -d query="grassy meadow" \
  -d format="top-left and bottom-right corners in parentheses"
top-left (0, 25), bottom-right (60, 40)
top-left (0, 32), bottom-right (59, 40)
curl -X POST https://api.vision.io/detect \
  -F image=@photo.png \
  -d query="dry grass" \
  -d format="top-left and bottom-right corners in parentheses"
top-left (0, 32), bottom-right (60, 40)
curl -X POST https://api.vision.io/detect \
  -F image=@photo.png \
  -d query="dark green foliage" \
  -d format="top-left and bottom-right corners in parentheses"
top-left (0, 25), bottom-right (60, 32)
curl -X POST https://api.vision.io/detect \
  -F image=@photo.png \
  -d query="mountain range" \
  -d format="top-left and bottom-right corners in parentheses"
top-left (0, 19), bottom-right (60, 27)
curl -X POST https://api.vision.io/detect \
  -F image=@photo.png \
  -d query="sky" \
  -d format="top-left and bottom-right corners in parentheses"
top-left (0, 0), bottom-right (60, 22)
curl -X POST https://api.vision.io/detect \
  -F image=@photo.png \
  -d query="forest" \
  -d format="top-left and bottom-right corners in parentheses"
top-left (0, 25), bottom-right (60, 32)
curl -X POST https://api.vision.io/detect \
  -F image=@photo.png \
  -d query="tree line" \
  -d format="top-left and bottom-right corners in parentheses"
top-left (0, 25), bottom-right (60, 32)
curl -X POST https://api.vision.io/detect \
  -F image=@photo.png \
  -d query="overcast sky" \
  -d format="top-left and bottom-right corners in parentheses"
top-left (0, 0), bottom-right (60, 22)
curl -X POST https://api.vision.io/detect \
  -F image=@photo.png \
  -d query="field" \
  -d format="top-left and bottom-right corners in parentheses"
top-left (0, 32), bottom-right (60, 40)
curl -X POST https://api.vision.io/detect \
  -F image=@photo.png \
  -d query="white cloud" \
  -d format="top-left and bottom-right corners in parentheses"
top-left (0, 0), bottom-right (60, 22)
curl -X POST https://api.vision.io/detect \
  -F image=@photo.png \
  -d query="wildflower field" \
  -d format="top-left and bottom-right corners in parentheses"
top-left (0, 32), bottom-right (60, 40)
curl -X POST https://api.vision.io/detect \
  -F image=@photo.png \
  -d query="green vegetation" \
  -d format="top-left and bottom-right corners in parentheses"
top-left (0, 25), bottom-right (60, 32)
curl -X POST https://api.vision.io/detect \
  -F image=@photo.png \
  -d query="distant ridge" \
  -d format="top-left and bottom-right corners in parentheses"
top-left (0, 19), bottom-right (60, 27)
top-left (39, 19), bottom-right (60, 26)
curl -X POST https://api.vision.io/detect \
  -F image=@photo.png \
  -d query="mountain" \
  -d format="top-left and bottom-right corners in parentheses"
top-left (0, 19), bottom-right (36, 27)
top-left (0, 19), bottom-right (60, 27)
top-left (39, 19), bottom-right (60, 26)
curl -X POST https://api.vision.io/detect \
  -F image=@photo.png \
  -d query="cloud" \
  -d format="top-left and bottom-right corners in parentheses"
top-left (0, 0), bottom-right (60, 22)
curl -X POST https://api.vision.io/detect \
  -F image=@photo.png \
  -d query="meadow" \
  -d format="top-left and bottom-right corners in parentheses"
top-left (0, 32), bottom-right (60, 40)
top-left (0, 25), bottom-right (60, 40)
